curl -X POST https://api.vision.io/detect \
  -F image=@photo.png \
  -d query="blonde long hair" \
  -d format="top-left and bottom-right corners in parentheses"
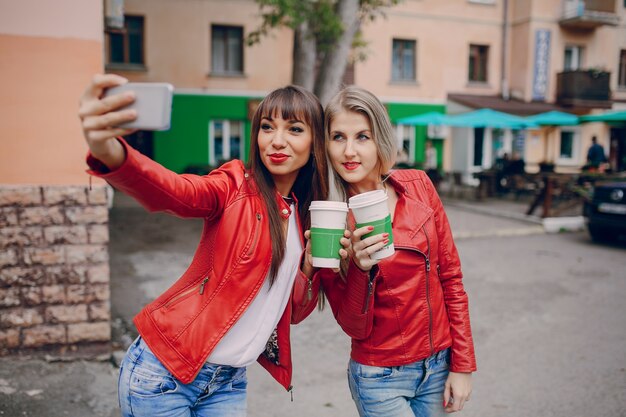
top-left (324, 86), bottom-right (397, 202)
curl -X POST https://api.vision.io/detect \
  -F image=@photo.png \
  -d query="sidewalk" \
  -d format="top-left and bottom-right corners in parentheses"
top-left (0, 193), bottom-right (576, 417)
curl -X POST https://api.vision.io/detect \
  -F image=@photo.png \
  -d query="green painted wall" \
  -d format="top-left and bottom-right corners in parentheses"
top-left (385, 102), bottom-right (446, 167)
top-left (154, 94), bottom-right (259, 173)
top-left (153, 96), bottom-right (445, 173)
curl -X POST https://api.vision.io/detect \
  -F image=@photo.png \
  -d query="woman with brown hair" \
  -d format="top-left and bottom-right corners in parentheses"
top-left (78, 74), bottom-right (327, 417)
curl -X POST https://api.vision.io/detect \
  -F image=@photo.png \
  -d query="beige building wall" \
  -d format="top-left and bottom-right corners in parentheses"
top-left (115, 0), bottom-right (293, 92)
top-left (357, 0), bottom-right (626, 107)
top-left (0, 0), bottom-right (103, 185)
top-left (358, 0), bottom-right (504, 102)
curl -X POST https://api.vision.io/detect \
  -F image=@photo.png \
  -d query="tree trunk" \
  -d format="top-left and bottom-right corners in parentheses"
top-left (291, 21), bottom-right (316, 92)
top-left (314, 0), bottom-right (360, 106)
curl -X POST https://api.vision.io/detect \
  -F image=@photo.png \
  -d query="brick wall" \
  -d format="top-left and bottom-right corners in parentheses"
top-left (0, 185), bottom-right (111, 357)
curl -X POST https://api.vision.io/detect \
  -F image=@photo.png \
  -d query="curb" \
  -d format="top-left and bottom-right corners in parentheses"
top-left (454, 226), bottom-right (546, 240)
top-left (443, 199), bottom-right (543, 225)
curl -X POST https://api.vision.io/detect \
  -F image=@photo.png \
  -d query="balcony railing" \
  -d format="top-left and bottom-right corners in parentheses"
top-left (556, 70), bottom-right (612, 108)
top-left (560, 0), bottom-right (620, 29)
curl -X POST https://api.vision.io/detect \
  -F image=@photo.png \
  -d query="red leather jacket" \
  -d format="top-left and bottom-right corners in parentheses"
top-left (317, 170), bottom-right (476, 373)
top-left (87, 140), bottom-right (317, 388)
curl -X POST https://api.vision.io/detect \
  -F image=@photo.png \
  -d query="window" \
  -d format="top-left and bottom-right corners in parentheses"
top-left (558, 128), bottom-right (580, 163)
top-left (211, 25), bottom-right (243, 75)
top-left (106, 15), bottom-right (145, 68)
top-left (392, 39), bottom-right (416, 82)
top-left (393, 124), bottom-right (415, 164)
top-left (468, 44), bottom-right (489, 82)
top-left (473, 127), bottom-right (485, 166)
top-left (209, 120), bottom-right (244, 165)
top-left (564, 45), bottom-right (584, 71)
top-left (560, 131), bottom-right (574, 158)
top-left (619, 50), bottom-right (626, 87)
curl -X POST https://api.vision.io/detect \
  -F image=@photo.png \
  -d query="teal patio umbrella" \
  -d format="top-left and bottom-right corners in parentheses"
top-left (525, 110), bottom-right (579, 126)
top-left (446, 108), bottom-right (537, 129)
top-left (580, 110), bottom-right (626, 123)
top-left (396, 112), bottom-right (452, 126)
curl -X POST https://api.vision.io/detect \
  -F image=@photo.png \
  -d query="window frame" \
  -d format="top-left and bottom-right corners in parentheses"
top-left (210, 24), bottom-right (244, 76)
top-left (105, 15), bottom-right (146, 71)
top-left (393, 123), bottom-right (416, 164)
top-left (563, 45), bottom-right (584, 71)
top-left (468, 44), bottom-right (489, 83)
top-left (557, 127), bottom-right (581, 165)
top-left (391, 38), bottom-right (417, 83)
top-left (209, 120), bottom-right (245, 165)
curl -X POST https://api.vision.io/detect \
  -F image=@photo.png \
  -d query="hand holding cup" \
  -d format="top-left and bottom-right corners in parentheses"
top-left (350, 225), bottom-right (389, 271)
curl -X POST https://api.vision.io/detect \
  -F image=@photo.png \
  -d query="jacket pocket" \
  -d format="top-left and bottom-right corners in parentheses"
top-left (163, 275), bottom-right (210, 309)
top-left (245, 212), bottom-right (262, 257)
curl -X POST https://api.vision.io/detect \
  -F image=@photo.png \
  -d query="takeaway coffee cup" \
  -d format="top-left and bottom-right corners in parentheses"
top-left (309, 201), bottom-right (349, 268)
top-left (348, 190), bottom-right (395, 260)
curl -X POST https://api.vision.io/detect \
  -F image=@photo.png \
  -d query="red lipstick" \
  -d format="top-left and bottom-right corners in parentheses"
top-left (269, 153), bottom-right (290, 163)
top-left (342, 161), bottom-right (360, 171)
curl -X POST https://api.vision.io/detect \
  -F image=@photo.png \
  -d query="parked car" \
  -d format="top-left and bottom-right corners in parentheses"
top-left (583, 181), bottom-right (626, 242)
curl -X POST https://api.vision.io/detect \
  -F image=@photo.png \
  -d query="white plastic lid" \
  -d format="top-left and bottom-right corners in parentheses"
top-left (348, 190), bottom-right (388, 209)
top-left (309, 200), bottom-right (349, 211)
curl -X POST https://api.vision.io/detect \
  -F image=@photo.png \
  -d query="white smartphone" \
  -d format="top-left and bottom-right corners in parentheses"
top-left (104, 82), bottom-right (174, 131)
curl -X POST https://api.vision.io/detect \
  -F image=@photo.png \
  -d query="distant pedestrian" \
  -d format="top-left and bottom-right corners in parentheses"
top-left (424, 139), bottom-right (441, 189)
top-left (586, 136), bottom-right (607, 168)
top-left (309, 87), bottom-right (476, 417)
top-left (78, 74), bottom-right (327, 417)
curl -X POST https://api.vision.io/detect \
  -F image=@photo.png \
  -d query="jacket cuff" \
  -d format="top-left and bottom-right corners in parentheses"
top-left (343, 260), bottom-right (377, 314)
top-left (85, 137), bottom-right (131, 179)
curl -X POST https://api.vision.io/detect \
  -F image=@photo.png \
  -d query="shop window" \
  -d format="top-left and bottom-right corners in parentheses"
top-left (106, 15), bottom-right (145, 69)
top-left (393, 124), bottom-right (415, 165)
top-left (209, 120), bottom-right (244, 165)
top-left (211, 25), bottom-right (244, 75)
top-left (473, 128), bottom-right (485, 166)
top-left (558, 128), bottom-right (580, 164)
top-left (392, 39), bottom-right (417, 82)
top-left (468, 44), bottom-right (489, 83)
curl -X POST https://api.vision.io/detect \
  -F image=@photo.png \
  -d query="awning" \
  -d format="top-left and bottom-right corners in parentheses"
top-left (396, 112), bottom-right (452, 125)
top-left (580, 110), bottom-right (626, 123)
top-left (446, 108), bottom-right (537, 129)
top-left (525, 110), bottom-right (579, 126)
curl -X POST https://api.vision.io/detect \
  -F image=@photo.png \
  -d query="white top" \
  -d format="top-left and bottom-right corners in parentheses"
top-left (206, 203), bottom-right (301, 367)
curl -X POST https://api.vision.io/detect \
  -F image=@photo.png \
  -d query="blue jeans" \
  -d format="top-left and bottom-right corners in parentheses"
top-left (347, 348), bottom-right (450, 417)
top-left (118, 337), bottom-right (247, 417)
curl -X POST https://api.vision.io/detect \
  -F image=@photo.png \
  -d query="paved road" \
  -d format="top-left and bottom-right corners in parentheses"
top-left (1, 194), bottom-right (624, 417)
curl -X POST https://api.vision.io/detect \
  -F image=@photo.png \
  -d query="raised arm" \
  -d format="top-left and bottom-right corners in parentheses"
top-left (79, 74), bottom-right (241, 219)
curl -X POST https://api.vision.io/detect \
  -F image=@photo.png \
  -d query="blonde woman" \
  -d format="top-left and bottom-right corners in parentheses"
top-left (315, 86), bottom-right (476, 416)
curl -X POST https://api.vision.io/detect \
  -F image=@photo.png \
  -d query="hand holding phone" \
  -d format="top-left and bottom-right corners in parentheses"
top-left (103, 82), bottom-right (174, 131)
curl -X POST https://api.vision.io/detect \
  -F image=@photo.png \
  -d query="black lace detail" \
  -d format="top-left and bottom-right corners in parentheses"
top-left (263, 328), bottom-right (280, 365)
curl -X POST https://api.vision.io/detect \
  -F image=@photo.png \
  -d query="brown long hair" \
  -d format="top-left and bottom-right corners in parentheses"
top-left (248, 85), bottom-right (327, 282)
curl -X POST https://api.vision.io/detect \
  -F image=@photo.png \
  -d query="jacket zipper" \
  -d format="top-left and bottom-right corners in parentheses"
top-left (246, 213), bottom-right (262, 257)
top-left (362, 268), bottom-right (377, 314)
top-left (164, 275), bottom-right (210, 308)
top-left (422, 223), bottom-right (435, 356)
top-left (392, 224), bottom-right (434, 355)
